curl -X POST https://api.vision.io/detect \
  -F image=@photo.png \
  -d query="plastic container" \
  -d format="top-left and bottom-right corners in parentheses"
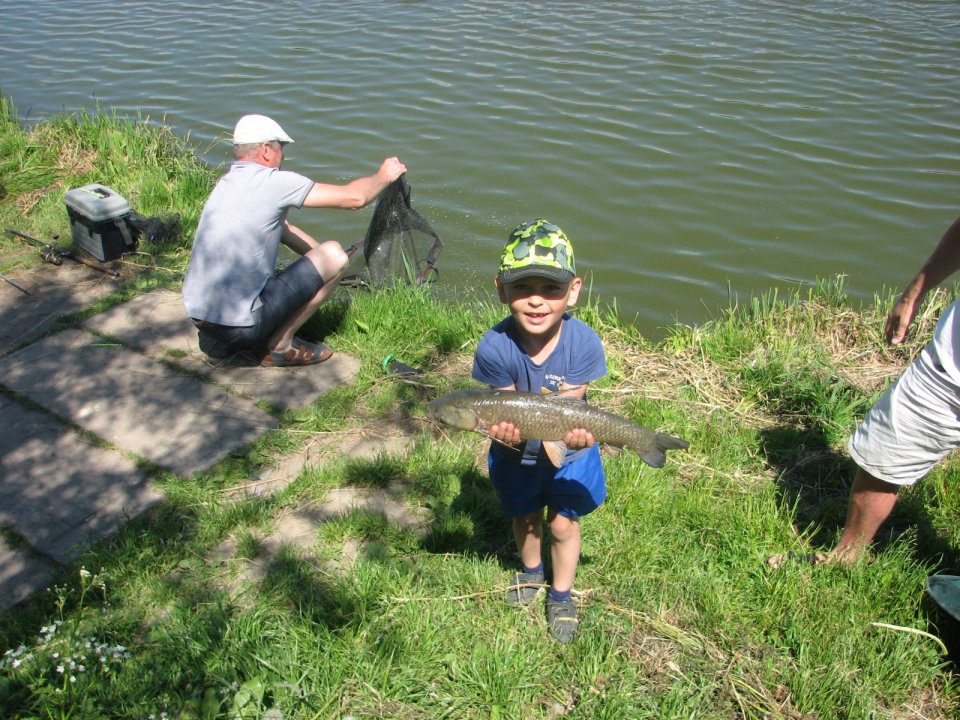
top-left (63, 184), bottom-right (135, 261)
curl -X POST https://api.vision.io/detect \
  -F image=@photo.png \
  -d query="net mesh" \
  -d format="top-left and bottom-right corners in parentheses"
top-left (349, 175), bottom-right (442, 288)
top-left (127, 211), bottom-right (182, 248)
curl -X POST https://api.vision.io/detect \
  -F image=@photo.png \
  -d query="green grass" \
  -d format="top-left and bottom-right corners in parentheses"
top-left (2, 101), bottom-right (960, 718)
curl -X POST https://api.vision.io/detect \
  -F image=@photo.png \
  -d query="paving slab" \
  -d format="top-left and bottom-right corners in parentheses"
top-left (0, 537), bottom-right (54, 611)
top-left (0, 328), bottom-right (278, 476)
top-left (83, 289), bottom-right (361, 410)
top-left (0, 261), bottom-right (120, 356)
top-left (0, 395), bottom-right (162, 561)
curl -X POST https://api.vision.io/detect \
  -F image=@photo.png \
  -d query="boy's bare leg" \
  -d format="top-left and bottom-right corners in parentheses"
top-left (547, 512), bottom-right (581, 593)
top-left (514, 510), bottom-right (544, 570)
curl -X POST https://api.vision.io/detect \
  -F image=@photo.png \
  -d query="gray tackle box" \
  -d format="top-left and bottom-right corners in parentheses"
top-left (64, 184), bottom-right (136, 261)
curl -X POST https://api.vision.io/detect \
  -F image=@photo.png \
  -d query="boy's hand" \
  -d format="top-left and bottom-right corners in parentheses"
top-left (564, 428), bottom-right (595, 450)
top-left (487, 422), bottom-right (522, 446)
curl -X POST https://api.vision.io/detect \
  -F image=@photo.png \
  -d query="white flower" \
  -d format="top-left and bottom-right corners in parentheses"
top-left (56, 664), bottom-right (64, 674)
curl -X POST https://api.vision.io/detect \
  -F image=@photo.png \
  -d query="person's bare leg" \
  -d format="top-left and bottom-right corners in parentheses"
top-left (826, 467), bottom-right (900, 563)
top-left (547, 511), bottom-right (581, 593)
top-left (267, 241), bottom-right (348, 353)
top-left (514, 510), bottom-right (544, 570)
top-left (766, 467), bottom-right (900, 568)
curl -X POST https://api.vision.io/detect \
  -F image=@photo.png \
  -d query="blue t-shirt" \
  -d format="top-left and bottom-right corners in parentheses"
top-left (472, 314), bottom-right (607, 465)
top-left (182, 161), bottom-right (315, 326)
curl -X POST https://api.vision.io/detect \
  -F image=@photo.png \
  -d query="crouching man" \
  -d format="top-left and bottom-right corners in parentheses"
top-left (183, 113), bottom-right (405, 366)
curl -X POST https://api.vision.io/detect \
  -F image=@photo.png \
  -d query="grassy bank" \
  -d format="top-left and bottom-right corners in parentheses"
top-left (2, 102), bottom-right (960, 718)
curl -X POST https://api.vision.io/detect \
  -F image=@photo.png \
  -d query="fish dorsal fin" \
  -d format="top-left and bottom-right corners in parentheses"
top-left (540, 386), bottom-right (553, 395)
top-left (542, 440), bottom-right (567, 468)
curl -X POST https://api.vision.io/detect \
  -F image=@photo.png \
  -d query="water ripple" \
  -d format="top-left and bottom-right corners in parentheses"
top-left (0, 1), bottom-right (958, 333)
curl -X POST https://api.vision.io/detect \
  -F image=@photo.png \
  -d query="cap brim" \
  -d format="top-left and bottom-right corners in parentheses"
top-left (498, 266), bottom-right (574, 283)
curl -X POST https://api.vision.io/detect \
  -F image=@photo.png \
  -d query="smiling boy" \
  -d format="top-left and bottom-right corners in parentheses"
top-left (471, 218), bottom-right (608, 643)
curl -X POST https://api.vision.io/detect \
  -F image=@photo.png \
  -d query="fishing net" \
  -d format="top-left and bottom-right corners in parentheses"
top-left (126, 211), bottom-right (182, 248)
top-left (343, 175), bottom-right (442, 288)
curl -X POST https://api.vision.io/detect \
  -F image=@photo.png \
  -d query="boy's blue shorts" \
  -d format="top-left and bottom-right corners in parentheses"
top-left (488, 444), bottom-right (606, 520)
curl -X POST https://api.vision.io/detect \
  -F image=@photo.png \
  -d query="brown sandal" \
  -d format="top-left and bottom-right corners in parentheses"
top-left (260, 337), bottom-right (333, 368)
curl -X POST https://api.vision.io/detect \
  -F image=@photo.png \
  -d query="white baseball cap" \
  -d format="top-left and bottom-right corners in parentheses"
top-left (232, 114), bottom-right (295, 144)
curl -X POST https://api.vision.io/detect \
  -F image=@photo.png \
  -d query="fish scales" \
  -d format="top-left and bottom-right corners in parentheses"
top-left (428, 389), bottom-right (689, 468)
top-left (466, 391), bottom-right (656, 447)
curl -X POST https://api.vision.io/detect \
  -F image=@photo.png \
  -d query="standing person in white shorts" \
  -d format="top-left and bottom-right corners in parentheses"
top-left (805, 216), bottom-right (960, 564)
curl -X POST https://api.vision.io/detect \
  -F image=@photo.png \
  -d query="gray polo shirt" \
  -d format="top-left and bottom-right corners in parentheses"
top-left (182, 161), bottom-right (314, 326)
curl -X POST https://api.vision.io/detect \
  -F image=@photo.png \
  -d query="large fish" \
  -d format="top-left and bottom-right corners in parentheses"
top-left (428, 389), bottom-right (688, 468)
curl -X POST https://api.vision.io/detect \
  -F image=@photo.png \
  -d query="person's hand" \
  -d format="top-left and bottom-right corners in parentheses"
top-left (564, 427), bottom-right (595, 450)
top-left (379, 156), bottom-right (407, 183)
top-left (885, 290), bottom-right (923, 345)
top-left (487, 421), bottom-right (521, 446)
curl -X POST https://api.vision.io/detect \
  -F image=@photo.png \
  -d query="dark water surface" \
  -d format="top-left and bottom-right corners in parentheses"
top-left (1, 1), bottom-right (958, 336)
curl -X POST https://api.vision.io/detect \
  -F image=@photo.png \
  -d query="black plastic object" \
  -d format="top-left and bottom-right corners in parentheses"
top-left (382, 354), bottom-right (423, 376)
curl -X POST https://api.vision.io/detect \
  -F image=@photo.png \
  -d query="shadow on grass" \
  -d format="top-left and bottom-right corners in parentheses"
top-left (760, 423), bottom-right (960, 569)
top-left (260, 550), bottom-right (358, 629)
top-left (420, 461), bottom-right (512, 562)
top-left (301, 294), bottom-right (351, 342)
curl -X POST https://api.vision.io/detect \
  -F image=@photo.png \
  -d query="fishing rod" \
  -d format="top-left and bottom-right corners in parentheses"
top-left (5, 228), bottom-right (120, 278)
top-left (0, 272), bottom-right (31, 295)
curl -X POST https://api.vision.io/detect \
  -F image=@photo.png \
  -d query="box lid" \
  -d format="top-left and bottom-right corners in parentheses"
top-left (64, 184), bottom-right (130, 221)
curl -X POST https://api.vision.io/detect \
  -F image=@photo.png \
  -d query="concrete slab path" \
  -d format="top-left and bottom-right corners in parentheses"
top-left (83, 289), bottom-right (361, 411)
top-left (0, 261), bottom-right (120, 355)
top-left (0, 395), bottom-right (162, 559)
top-left (0, 327), bottom-right (279, 477)
top-left (0, 282), bottom-right (371, 611)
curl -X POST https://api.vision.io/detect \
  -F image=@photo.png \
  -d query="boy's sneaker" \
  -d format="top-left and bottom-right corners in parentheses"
top-left (547, 596), bottom-right (579, 643)
top-left (505, 569), bottom-right (545, 606)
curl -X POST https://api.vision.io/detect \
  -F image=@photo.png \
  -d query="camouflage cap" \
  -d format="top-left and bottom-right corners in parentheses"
top-left (498, 219), bottom-right (576, 283)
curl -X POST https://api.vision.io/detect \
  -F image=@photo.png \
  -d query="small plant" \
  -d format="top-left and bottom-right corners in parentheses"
top-left (1, 567), bottom-right (131, 718)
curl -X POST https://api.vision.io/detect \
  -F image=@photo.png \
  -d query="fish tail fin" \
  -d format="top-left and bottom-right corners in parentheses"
top-left (640, 432), bottom-right (689, 468)
top-left (656, 432), bottom-right (690, 451)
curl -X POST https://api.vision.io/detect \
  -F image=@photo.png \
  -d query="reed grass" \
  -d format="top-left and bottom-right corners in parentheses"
top-left (2, 101), bottom-right (960, 718)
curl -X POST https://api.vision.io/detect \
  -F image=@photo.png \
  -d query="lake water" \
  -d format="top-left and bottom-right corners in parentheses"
top-left (1, 1), bottom-right (958, 337)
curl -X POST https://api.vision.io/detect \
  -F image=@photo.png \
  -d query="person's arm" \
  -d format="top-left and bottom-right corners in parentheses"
top-left (279, 221), bottom-right (320, 255)
top-left (300, 157), bottom-right (406, 210)
top-left (887, 216), bottom-right (960, 344)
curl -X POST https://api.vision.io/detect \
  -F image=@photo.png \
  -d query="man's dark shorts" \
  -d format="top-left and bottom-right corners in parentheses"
top-left (195, 257), bottom-right (324, 357)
